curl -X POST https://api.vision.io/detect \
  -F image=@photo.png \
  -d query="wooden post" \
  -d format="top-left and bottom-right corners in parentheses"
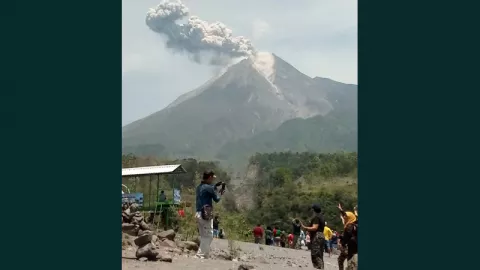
top-left (149, 175), bottom-right (152, 210)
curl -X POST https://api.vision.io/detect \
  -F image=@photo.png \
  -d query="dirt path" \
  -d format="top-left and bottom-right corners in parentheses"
top-left (122, 238), bottom-right (339, 270)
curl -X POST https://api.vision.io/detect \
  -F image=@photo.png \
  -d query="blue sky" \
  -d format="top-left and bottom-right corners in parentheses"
top-left (122, 0), bottom-right (357, 125)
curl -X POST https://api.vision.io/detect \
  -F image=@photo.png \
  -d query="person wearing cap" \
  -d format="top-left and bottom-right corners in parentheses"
top-left (300, 204), bottom-right (326, 269)
top-left (194, 170), bottom-right (223, 259)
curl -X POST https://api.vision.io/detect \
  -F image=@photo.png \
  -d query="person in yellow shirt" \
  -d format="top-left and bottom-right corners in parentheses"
top-left (323, 222), bottom-right (333, 257)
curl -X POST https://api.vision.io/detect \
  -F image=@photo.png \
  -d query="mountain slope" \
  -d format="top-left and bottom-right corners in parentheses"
top-left (216, 107), bottom-right (357, 165)
top-left (122, 52), bottom-right (355, 160)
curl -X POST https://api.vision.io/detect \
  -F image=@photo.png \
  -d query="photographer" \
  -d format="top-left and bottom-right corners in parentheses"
top-left (194, 170), bottom-right (226, 259)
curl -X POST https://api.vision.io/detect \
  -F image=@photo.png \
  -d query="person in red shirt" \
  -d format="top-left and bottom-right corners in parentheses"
top-left (288, 232), bottom-right (294, 248)
top-left (253, 224), bottom-right (264, 244)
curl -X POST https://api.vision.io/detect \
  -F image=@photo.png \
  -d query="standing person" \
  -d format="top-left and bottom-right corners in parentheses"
top-left (273, 226), bottom-right (281, 246)
top-left (253, 224), bottom-right (264, 244)
top-left (300, 204), bottom-right (326, 269)
top-left (292, 219), bottom-right (302, 249)
top-left (337, 203), bottom-right (358, 270)
top-left (288, 232), bottom-right (294, 248)
top-left (158, 190), bottom-right (167, 202)
top-left (280, 231), bottom-right (287, 248)
top-left (194, 171), bottom-right (224, 259)
top-left (265, 226), bottom-right (273, 245)
top-left (323, 222), bottom-right (333, 257)
top-left (300, 229), bottom-right (306, 247)
top-left (331, 231), bottom-right (338, 250)
top-left (213, 216), bottom-right (220, 238)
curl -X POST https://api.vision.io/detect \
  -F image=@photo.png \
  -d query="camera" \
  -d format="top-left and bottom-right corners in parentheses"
top-left (215, 181), bottom-right (226, 191)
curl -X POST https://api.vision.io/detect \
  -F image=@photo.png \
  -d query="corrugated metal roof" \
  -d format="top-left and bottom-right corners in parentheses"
top-left (122, 164), bottom-right (187, 177)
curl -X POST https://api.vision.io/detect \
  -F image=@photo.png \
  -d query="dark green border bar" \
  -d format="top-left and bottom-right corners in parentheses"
top-left (359, 1), bottom-right (478, 269)
top-left (11, 1), bottom-right (121, 268)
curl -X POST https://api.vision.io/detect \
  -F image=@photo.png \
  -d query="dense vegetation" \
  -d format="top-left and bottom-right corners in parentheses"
top-left (122, 151), bottom-right (357, 241)
top-left (217, 110), bottom-right (357, 167)
top-left (245, 151), bottom-right (357, 233)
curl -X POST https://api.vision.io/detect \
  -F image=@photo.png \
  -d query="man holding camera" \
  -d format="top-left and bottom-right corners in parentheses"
top-left (195, 170), bottom-right (226, 259)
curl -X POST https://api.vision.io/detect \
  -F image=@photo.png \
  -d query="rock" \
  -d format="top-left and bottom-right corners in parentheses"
top-left (238, 264), bottom-right (255, 270)
top-left (132, 215), bottom-right (144, 224)
top-left (122, 224), bottom-right (139, 236)
top-left (135, 243), bottom-right (159, 260)
top-left (254, 257), bottom-right (269, 264)
top-left (130, 204), bottom-right (139, 212)
top-left (151, 235), bottom-right (158, 243)
top-left (134, 234), bottom-right (153, 246)
top-left (156, 253), bottom-right (173, 263)
top-left (138, 230), bottom-right (152, 237)
top-left (181, 241), bottom-right (199, 251)
top-left (123, 227), bottom-right (139, 237)
top-left (158, 239), bottom-right (177, 248)
top-left (139, 221), bottom-right (150, 231)
top-left (122, 223), bottom-right (136, 230)
top-left (158, 229), bottom-right (176, 241)
top-left (165, 248), bottom-right (183, 255)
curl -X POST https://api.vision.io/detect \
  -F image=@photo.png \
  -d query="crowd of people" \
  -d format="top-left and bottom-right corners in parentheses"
top-left (194, 170), bottom-right (358, 270)
top-left (250, 204), bottom-right (358, 269)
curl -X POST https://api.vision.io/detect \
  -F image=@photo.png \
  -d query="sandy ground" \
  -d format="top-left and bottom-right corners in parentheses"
top-left (122, 238), bottom-right (340, 270)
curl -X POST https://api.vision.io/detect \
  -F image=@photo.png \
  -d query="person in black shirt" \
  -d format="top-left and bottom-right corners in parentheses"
top-left (301, 204), bottom-right (326, 269)
top-left (292, 219), bottom-right (302, 249)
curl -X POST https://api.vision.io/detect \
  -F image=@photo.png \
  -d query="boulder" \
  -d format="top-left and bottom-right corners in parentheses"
top-left (135, 243), bottom-right (159, 260)
top-left (139, 221), bottom-right (151, 231)
top-left (158, 239), bottom-right (177, 248)
top-left (134, 234), bottom-right (153, 247)
top-left (122, 223), bottom-right (136, 231)
top-left (122, 224), bottom-right (139, 237)
top-left (181, 241), bottom-right (199, 251)
top-left (238, 264), bottom-right (255, 270)
top-left (158, 229), bottom-right (176, 241)
top-left (156, 253), bottom-right (173, 263)
top-left (138, 230), bottom-right (152, 237)
top-left (132, 214), bottom-right (144, 224)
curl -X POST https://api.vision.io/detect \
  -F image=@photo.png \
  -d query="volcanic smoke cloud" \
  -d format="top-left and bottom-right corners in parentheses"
top-left (146, 0), bottom-right (256, 65)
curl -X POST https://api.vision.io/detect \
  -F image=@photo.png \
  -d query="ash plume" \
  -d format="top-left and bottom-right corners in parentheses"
top-left (146, 0), bottom-right (256, 65)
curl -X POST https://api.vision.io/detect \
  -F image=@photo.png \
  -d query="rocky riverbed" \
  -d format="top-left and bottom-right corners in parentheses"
top-left (122, 237), bottom-right (340, 270)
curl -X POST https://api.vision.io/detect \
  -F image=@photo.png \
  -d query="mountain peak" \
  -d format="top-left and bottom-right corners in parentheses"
top-left (250, 52), bottom-right (276, 82)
